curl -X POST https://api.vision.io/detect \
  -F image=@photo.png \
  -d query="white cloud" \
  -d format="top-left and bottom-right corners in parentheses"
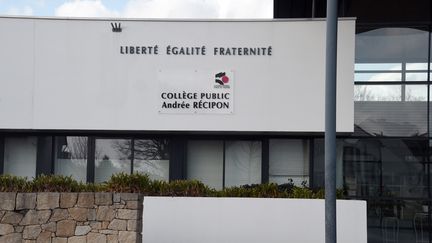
top-left (6, 6), bottom-right (33, 16)
top-left (55, 0), bottom-right (118, 17)
top-left (54, 0), bottom-right (272, 18)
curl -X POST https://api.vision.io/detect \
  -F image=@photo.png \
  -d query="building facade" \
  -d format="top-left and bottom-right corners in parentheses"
top-left (0, 1), bottom-right (430, 242)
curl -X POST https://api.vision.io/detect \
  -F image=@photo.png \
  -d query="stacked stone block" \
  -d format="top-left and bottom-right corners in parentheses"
top-left (0, 192), bottom-right (142, 243)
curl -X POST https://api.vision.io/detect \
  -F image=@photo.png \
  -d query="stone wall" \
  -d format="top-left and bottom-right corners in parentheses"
top-left (0, 192), bottom-right (142, 243)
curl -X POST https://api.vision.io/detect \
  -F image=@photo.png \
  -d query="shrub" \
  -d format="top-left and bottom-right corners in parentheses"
top-left (106, 173), bottom-right (152, 194)
top-left (0, 173), bottom-right (345, 199)
top-left (0, 174), bottom-right (29, 192)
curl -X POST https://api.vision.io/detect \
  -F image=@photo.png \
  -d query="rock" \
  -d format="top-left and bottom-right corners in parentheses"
top-left (16, 193), bottom-right (37, 210)
top-left (68, 208), bottom-right (88, 221)
top-left (1, 212), bottom-right (23, 224)
top-left (113, 194), bottom-right (121, 203)
top-left (77, 193), bottom-right (94, 208)
top-left (56, 220), bottom-right (76, 237)
top-left (87, 209), bottom-right (96, 221)
top-left (14, 225), bottom-right (24, 233)
top-left (60, 193), bottom-right (78, 208)
top-left (52, 237), bottom-right (67, 243)
top-left (96, 206), bottom-right (114, 221)
top-left (0, 232), bottom-right (22, 242)
top-left (119, 193), bottom-right (139, 201)
top-left (36, 231), bottom-right (51, 243)
top-left (21, 210), bottom-right (51, 225)
top-left (50, 209), bottom-right (69, 222)
top-left (95, 193), bottom-right (112, 206)
top-left (75, 225), bottom-right (91, 236)
top-left (0, 223), bottom-right (14, 235)
top-left (23, 225), bottom-right (42, 239)
top-left (68, 236), bottom-right (86, 243)
top-left (89, 221), bottom-right (101, 230)
top-left (0, 192), bottom-right (16, 210)
top-left (42, 222), bottom-right (56, 232)
top-left (99, 229), bottom-right (117, 235)
top-left (118, 231), bottom-right (138, 243)
top-left (87, 232), bottom-right (106, 243)
top-left (108, 219), bottom-right (126, 231)
top-left (37, 193), bottom-right (59, 210)
top-left (127, 220), bottom-right (139, 232)
top-left (125, 201), bottom-right (139, 210)
top-left (101, 221), bottom-right (110, 229)
top-left (117, 209), bottom-right (139, 220)
top-left (107, 234), bottom-right (118, 243)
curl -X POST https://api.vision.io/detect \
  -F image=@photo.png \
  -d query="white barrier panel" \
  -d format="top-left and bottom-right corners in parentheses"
top-left (143, 197), bottom-right (367, 243)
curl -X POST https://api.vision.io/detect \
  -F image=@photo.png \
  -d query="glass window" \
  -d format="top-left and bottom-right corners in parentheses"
top-left (312, 139), bottom-right (344, 189)
top-left (269, 139), bottom-right (309, 186)
top-left (3, 137), bottom-right (37, 178)
top-left (224, 141), bottom-right (262, 187)
top-left (133, 139), bottom-right (170, 181)
top-left (356, 28), bottom-right (428, 64)
top-left (354, 85), bottom-right (427, 136)
top-left (354, 85), bottom-right (402, 101)
top-left (381, 139), bottom-right (428, 198)
top-left (54, 136), bottom-right (87, 182)
top-left (187, 140), bottom-right (223, 190)
top-left (341, 138), bottom-right (428, 198)
top-left (95, 138), bottom-right (131, 183)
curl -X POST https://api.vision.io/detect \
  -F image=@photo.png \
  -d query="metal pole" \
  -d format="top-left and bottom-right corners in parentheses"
top-left (325, 0), bottom-right (338, 242)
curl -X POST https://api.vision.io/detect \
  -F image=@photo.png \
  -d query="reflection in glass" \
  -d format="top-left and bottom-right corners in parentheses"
top-left (187, 140), bottom-right (223, 190)
top-left (356, 28), bottom-right (428, 63)
top-left (54, 136), bottom-right (87, 182)
top-left (354, 85), bottom-right (401, 101)
top-left (95, 139), bottom-right (131, 183)
top-left (355, 72), bottom-right (401, 82)
top-left (3, 137), bottom-right (37, 178)
top-left (354, 85), bottom-right (427, 136)
top-left (225, 141), bottom-right (262, 187)
top-left (355, 63), bottom-right (402, 71)
top-left (269, 139), bottom-right (309, 186)
top-left (405, 85), bottom-right (427, 101)
top-left (133, 139), bottom-right (169, 181)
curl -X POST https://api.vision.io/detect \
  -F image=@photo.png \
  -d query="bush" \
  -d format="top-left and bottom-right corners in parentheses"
top-left (0, 173), bottom-right (345, 199)
top-left (0, 174), bottom-right (29, 192)
top-left (106, 173), bottom-right (152, 194)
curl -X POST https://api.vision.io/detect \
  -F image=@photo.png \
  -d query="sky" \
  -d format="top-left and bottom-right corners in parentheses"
top-left (0, 0), bottom-right (272, 18)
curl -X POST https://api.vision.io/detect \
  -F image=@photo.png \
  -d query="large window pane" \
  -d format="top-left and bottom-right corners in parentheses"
top-left (3, 137), bottom-right (37, 178)
top-left (356, 28), bottom-right (428, 64)
top-left (187, 140), bottom-right (223, 190)
top-left (381, 139), bottom-right (428, 198)
top-left (342, 138), bottom-right (428, 198)
top-left (133, 139), bottom-right (169, 181)
top-left (54, 136), bottom-right (87, 182)
top-left (225, 141), bottom-right (262, 187)
top-left (367, 199), bottom-right (430, 243)
top-left (95, 139), bottom-right (131, 183)
top-left (354, 85), bottom-right (427, 137)
top-left (269, 139), bottom-right (309, 186)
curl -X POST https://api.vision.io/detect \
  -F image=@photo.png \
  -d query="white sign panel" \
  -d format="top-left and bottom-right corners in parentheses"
top-left (0, 17), bottom-right (355, 132)
top-left (158, 70), bottom-right (234, 114)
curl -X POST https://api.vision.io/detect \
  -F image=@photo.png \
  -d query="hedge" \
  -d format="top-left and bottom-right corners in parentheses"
top-left (0, 173), bottom-right (344, 199)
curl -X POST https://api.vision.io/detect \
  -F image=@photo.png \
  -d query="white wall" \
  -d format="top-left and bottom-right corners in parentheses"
top-left (143, 197), bottom-right (367, 243)
top-left (0, 17), bottom-right (355, 133)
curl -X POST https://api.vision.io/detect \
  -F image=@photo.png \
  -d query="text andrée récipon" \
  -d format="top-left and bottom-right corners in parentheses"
top-left (161, 92), bottom-right (231, 110)
top-left (120, 45), bottom-right (272, 56)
